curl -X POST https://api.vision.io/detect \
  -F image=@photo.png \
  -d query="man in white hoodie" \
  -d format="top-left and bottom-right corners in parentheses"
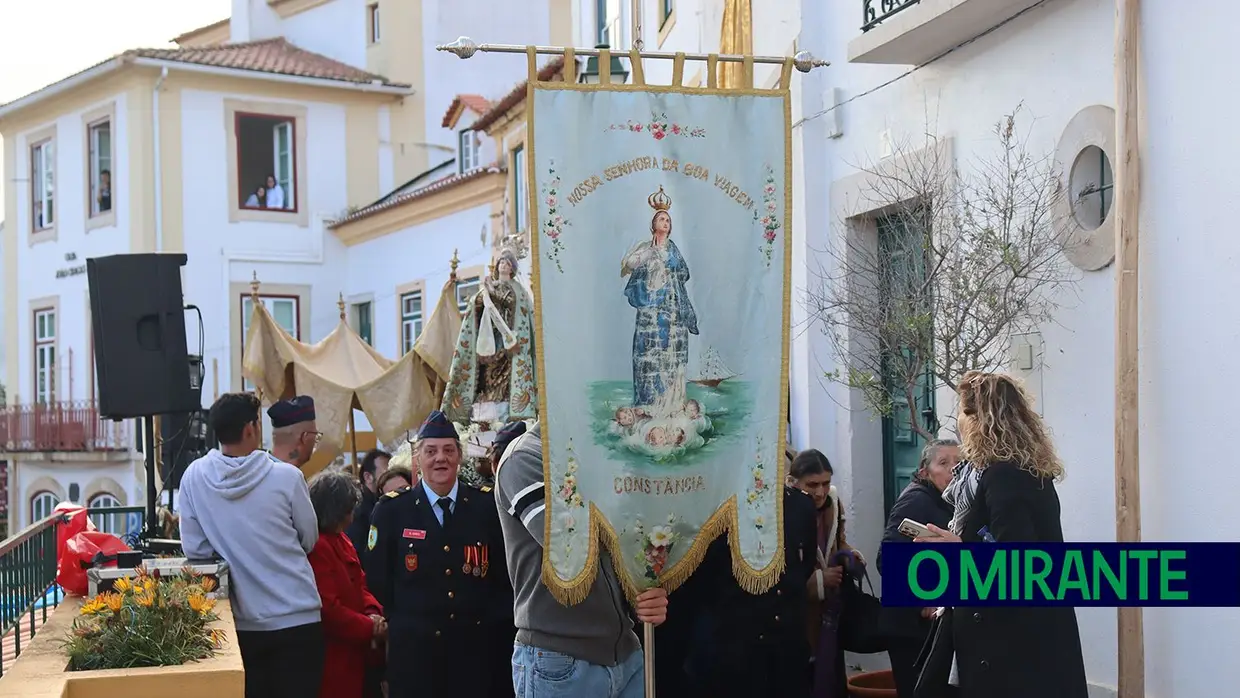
top-left (179, 392), bottom-right (323, 698)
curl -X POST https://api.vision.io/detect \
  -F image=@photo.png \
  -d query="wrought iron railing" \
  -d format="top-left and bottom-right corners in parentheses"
top-left (863, 0), bottom-right (922, 32)
top-left (0, 401), bottom-right (131, 453)
top-left (0, 514), bottom-right (62, 677)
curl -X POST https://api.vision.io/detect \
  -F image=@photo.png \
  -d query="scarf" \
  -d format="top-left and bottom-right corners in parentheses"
top-left (939, 461), bottom-right (983, 686)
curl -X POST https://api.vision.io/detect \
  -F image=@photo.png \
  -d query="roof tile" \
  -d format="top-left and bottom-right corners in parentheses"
top-left (130, 38), bottom-right (407, 87)
top-left (441, 94), bottom-right (493, 128)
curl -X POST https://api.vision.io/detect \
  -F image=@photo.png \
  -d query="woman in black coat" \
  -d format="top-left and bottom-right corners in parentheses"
top-left (915, 371), bottom-right (1088, 698)
top-left (876, 439), bottom-right (958, 697)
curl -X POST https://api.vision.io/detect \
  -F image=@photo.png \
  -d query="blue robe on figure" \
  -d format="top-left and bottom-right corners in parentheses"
top-left (622, 238), bottom-right (699, 409)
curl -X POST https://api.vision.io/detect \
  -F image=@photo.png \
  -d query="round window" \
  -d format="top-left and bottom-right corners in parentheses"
top-left (1068, 145), bottom-right (1114, 231)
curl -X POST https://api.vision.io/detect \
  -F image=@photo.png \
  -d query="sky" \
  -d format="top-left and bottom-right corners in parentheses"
top-left (0, 0), bottom-right (232, 210)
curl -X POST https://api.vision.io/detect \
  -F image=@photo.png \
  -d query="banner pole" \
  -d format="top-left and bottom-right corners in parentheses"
top-left (436, 37), bottom-right (829, 72)
top-left (643, 621), bottom-right (656, 698)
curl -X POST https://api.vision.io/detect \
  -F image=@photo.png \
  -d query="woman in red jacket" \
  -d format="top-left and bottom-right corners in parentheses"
top-left (308, 470), bottom-right (387, 698)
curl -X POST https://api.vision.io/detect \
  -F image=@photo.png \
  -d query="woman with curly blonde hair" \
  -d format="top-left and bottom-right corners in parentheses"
top-left (914, 371), bottom-right (1087, 698)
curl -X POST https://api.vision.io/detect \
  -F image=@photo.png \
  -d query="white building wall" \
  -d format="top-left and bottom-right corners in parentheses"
top-left (280, 0), bottom-right (369, 69)
top-left (10, 92), bottom-right (132, 405)
top-left (421, 0), bottom-right (553, 153)
top-left (178, 87), bottom-right (352, 408)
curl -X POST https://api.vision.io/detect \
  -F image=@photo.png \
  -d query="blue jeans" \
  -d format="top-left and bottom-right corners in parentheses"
top-left (512, 643), bottom-right (644, 698)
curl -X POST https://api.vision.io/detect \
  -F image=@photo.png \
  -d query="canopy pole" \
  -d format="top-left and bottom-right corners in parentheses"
top-left (1114, 1), bottom-right (1144, 697)
top-left (350, 410), bottom-right (360, 479)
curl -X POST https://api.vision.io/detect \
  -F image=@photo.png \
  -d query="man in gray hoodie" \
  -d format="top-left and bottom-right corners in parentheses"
top-left (179, 392), bottom-right (323, 698)
top-left (495, 422), bottom-right (668, 698)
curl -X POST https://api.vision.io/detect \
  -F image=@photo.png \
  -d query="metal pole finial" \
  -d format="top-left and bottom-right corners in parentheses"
top-left (338, 292), bottom-right (346, 321)
top-left (439, 36), bottom-right (479, 59)
top-left (250, 271), bottom-right (261, 299)
top-left (450, 249), bottom-right (460, 282)
top-left (792, 51), bottom-right (827, 73)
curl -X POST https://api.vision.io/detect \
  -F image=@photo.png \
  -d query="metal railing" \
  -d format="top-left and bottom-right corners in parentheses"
top-left (0, 514), bottom-right (62, 677)
top-left (862, 0), bottom-right (922, 32)
top-left (0, 401), bottom-right (131, 453)
top-left (86, 506), bottom-right (146, 549)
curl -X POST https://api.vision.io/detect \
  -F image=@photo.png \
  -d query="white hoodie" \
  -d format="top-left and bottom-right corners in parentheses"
top-left (178, 449), bottom-right (321, 632)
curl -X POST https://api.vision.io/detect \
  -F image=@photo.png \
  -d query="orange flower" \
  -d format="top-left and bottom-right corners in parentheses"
top-left (103, 592), bottom-right (124, 613)
top-left (209, 628), bottom-right (227, 649)
top-left (134, 590), bottom-right (155, 607)
top-left (113, 577), bottom-right (133, 594)
top-left (80, 597), bottom-right (106, 616)
top-left (199, 576), bottom-right (217, 593)
top-left (188, 593), bottom-right (216, 616)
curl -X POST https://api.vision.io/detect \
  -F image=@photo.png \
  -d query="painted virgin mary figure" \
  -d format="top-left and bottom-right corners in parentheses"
top-left (620, 186), bottom-right (699, 415)
top-left (442, 248), bottom-right (537, 424)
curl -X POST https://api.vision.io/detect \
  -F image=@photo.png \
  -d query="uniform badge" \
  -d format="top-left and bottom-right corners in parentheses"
top-left (463, 546), bottom-right (474, 575)
top-left (367, 526), bottom-right (378, 551)
top-left (405, 554), bottom-right (418, 572)
top-left (480, 544), bottom-right (489, 577)
top-left (403, 528), bottom-right (426, 540)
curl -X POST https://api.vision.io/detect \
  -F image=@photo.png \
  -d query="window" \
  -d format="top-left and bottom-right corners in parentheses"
top-left (352, 301), bottom-right (374, 345)
top-left (241, 295), bottom-right (300, 389)
top-left (88, 119), bottom-right (113, 216)
top-left (34, 308), bottom-right (56, 404)
top-left (31, 139), bottom-right (55, 232)
top-left (596, 0), bottom-right (610, 44)
top-left (368, 3), bottom-right (381, 43)
top-left (512, 145), bottom-right (528, 232)
top-left (88, 493), bottom-right (124, 535)
top-left (661, 0), bottom-right (674, 26)
top-left (31, 491), bottom-right (59, 524)
top-left (459, 130), bottom-right (479, 173)
top-left (236, 113), bottom-right (297, 212)
top-left (456, 277), bottom-right (481, 313)
top-left (400, 290), bottom-right (424, 354)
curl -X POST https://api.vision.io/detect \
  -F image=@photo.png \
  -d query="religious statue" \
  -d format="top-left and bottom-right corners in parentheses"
top-left (441, 248), bottom-right (538, 424)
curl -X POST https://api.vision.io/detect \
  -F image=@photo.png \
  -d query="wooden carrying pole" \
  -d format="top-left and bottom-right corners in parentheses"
top-left (1114, 1), bottom-right (1143, 697)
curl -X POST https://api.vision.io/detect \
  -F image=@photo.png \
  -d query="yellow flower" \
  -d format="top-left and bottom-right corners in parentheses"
top-left (188, 593), bottom-right (216, 616)
top-left (142, 577), bottom-right (157, 593)
top-left (209, 628), bottom-right (227, 649)
top-left (80, 597), bottom-right (106, 616)
top-left (199, 576), bottom-right (217, 593)
top-left (103, 592), bottom-right (124, 613)
top-left (113, 577), bottom-right (133, 594)
top-left (134, 590), bottom-right (155, 607)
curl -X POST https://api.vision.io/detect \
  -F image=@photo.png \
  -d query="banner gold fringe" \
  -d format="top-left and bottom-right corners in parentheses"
top-left (527, 53), bottom-right (794, 606)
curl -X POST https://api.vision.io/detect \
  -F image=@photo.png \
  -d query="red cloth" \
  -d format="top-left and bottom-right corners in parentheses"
top-left (307, 531), bottom-right (384, 698)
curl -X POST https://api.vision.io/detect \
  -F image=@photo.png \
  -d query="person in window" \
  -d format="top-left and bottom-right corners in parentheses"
top-left (266, 174), bottom-right (287, 209)
top-left (914, 371), bottom-right (1088, 698)
top-left (245, 185), bottom-right (268, 209)
top-left (877, 439), bottom-right (958, 697)
top-left (307, 470), bottom-right (386, 698)
top-left (97, 169), bottom-right (112, 212)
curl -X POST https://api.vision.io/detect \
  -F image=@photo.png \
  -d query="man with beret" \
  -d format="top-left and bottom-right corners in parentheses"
top-left (478, 421), bottom-right (527, 485)
top-left (268, 395), bottom-right (320, 469)
top-left (363, 411), bottom-right (514, 698)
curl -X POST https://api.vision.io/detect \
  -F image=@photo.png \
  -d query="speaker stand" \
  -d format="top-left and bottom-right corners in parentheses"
top-left (142, 414), bottom-right (158, 543)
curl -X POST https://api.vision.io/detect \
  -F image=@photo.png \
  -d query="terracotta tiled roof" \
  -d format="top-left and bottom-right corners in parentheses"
top-left (441, 94), bottom-right (493, 129)
top-left (329, 164), bottom-right (505, 228)
top-left (470, 57), bottom-right (567, 133)
top-left (130, 38), bottom-right (408, 87)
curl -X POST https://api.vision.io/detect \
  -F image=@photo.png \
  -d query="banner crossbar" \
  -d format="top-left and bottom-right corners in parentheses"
top-left (436, 37), bottom-right (830, 73)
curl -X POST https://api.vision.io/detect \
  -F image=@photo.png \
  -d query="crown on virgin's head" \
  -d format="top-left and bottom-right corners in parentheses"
top-left (647, 186), bottom-right (672, 212)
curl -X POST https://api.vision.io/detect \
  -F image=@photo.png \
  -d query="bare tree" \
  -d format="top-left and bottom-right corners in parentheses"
top-left (809, 107), bottom-right (1080, 439)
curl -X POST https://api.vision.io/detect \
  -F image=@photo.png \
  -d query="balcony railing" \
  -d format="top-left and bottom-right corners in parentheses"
top-left (862, 0), bottom-right (921, 32)
top-left (0, 514), bottom-right (62, 677)
top-left (0, 402), bottom-right (130, 453)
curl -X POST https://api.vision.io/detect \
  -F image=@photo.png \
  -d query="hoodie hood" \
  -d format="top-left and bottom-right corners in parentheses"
top-left (196, 449), bottom-right (277, 501)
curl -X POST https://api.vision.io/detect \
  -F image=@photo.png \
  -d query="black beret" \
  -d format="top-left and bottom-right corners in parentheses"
top-left (267, 395), bottom-right (315, 428)
top-left (491, 421), bottom-right (528, 458)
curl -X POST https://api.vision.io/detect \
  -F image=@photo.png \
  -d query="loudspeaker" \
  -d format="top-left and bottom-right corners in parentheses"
top-left (87, 253), bottom-right (199, 420)
top-left (161, 410), bottom-right (214, 490)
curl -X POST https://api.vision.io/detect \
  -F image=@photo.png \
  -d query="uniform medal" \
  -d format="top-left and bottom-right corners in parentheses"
top-left (479, 544), bottom-right (488, 577)
top-left (463, 547), bottom-right (473, 575)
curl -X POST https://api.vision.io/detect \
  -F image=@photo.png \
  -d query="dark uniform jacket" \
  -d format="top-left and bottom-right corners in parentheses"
top-left (346, 486), bottom-right (378, 555)
top-left (950, 461), bottom-right (1088, 698)
top-left (688, 486), bottom-right (819, 698)
top-left (364, 481), bottom-right (514, 698)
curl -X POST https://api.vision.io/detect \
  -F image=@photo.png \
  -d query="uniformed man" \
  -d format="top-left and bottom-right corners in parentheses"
top-left (363, 411), bottom-right (514, 698)
top-left (687, 485), bottom-right (819, 698)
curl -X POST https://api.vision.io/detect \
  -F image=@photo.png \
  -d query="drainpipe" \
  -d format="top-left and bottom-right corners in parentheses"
top-left (153, 67), bottom-right (168, 252)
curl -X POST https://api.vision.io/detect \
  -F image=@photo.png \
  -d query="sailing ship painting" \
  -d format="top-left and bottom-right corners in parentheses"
top-left (690, 347), bottom-right (738, 388)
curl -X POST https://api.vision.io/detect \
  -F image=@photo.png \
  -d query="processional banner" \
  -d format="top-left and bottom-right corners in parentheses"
top-left (528, 54), bottom-right (793, 603)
